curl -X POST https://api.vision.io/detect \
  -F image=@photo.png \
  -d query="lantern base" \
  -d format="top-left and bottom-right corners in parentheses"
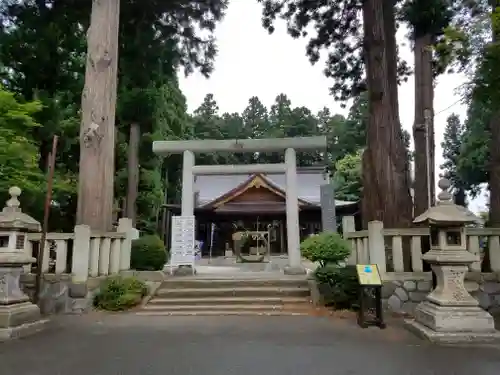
top-left (406, 319), bottom-right (500, 345)
top-left (0, 302), bottom-right (50, 341)
top-left (405, 301), bottom-right (500, 345)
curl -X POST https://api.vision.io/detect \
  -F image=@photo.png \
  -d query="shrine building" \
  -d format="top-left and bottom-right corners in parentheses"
top-left (164, 166), bottom-right (358, 257)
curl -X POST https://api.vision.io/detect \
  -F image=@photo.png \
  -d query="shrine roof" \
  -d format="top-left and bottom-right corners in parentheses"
top-left (194, 167), bottom-right (357, 208)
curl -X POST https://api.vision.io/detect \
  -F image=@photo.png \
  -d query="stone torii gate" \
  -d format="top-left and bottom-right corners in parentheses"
top-left (152, 136), bottom-right (327, 274)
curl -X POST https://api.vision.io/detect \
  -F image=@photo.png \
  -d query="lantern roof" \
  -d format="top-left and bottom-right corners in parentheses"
top-left (0, 187), bottom-right (41, 232)
top-left (413, 178), bottom-right (478, 226)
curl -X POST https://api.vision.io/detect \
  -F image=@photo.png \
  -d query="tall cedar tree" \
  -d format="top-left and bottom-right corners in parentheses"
top-left (259, 0), bottom-right (413, 227)
top-left (487, 0), bottom-right (500, 225)
top-left (441, 113), bottom-right (467, 206)
top-left (78, 0), bottom-right (228, 229)
top-left (403, 0), bottom-right (452, 215)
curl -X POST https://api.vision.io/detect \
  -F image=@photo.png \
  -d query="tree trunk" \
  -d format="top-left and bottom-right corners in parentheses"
top-left (413, 33), bottom-right (435, 217)
top-left (361, 0), bottom-right (413, 228)
top-left (126, 123), bottom-right (140, 226)
top-left (76, 0), bottom-right (120, 231)
top-left (489, 0), bottom-right (500, 226)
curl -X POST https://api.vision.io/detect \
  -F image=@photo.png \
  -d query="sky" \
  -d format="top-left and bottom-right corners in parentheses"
top-left (178, 1), bottom-right (487, 213)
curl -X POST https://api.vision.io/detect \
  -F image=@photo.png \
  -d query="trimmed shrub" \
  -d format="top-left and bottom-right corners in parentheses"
top-left (93, 276), bottom-right (149, 311)
top-left (300, 231), bottom-right (358, 310)
top-left (300, 231), bottom-right (351, 267)
top-left (130, 234), bottom-right (167, 271)
top-left (314, 265), bottom-right (359, 310)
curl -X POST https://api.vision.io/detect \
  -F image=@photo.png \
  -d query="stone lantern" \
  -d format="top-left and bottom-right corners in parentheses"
top-left (0, 186), bottom-right (49, 341)
top-left (406, 178), bottom-right (500, 344)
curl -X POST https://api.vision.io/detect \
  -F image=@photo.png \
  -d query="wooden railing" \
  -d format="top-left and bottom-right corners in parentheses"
top-left (341, 216), bottom-right (500, 275)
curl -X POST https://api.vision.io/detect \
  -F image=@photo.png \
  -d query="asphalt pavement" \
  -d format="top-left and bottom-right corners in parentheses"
top-left (1, 313), bottom-right (499, 375)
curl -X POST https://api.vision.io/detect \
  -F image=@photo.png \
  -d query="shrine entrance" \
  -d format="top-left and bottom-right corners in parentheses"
top-left (152, 136), bottom-right (327, 275)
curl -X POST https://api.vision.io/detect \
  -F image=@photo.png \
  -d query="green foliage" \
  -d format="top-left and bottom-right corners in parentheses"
top-left (402, 0), bottom-right (453, 38)
top-left (131, 235), bottom-right (167, 271)
top-left (0, 86), bottom-right (42, 189)
top-left (457, 74), bottom-right (493, 197)
top-left (0, 0), bottom-right (466, 232)
top-left (441, 113), bottom-right (468, 205)
top-left (0, 1), bottom-right (229, 231)
top-left (434, 4), bottom-right (500, 204)
top-left (93, 277), bottom-right (149, 311)
top-left (314, 265), bottom-right (359, 310)
top-left (402, 0), bottom-right (454, 76)
top-left (259, 0), bottom-right (460, 102)
top-left (300, 232), bottom-right (351, 268)
top-left (333, 151), bottom-right (362, 202)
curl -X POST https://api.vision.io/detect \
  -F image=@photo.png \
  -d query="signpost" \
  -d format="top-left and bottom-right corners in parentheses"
top-left (169, 216), bottom-right (196, 275)
top-left (355, 264), bottom-right (385, 329)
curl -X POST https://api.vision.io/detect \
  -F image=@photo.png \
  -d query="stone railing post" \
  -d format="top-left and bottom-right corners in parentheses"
top-left (342, 215), bottom-right (356, 265)
top-left (118, 218), bottom-right (133, 271)
top-left (71, 224), bottom-right (91, 294)
top-left (367, 220), bottom-right (386, 273)
top-left (341, 215), bottom-right (355, 237)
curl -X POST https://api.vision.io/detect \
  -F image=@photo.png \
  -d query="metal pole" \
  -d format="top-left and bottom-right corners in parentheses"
top-left (424, 109), bottom-right (432, 209)
top-left (34, 135), bottom-right (58, 304)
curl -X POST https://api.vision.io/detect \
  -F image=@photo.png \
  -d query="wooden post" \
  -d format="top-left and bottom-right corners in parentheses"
top-left (77, 0), bottom-right (120, 231)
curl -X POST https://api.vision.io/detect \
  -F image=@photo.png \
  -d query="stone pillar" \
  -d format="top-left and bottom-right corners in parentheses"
top-left (181, 150), bottom-right (195, 217)
top-left (0, 187), bottom-right (49, 341)
top-left (320, 183), bottom-right (336, 232)
top-left (405, 178), bottom-right (500, 344)
top-left (367, 221), bottom-right (386, 273)
top-left (118, 218), bottom-right (133, 271)
top-left (284, 148), bottom-right (305, 274)
top-left (70, 224), bottom-right (91, 297)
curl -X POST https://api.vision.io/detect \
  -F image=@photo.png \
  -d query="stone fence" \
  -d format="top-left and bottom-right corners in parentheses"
top-left (341, 216), bottom-right (500, 315)
top-left (0, 184), bottom-right (139, 317)
top-left (16, 218), bottom-right (136, 314)
top-left (23, 218), bottom-right (134, 283)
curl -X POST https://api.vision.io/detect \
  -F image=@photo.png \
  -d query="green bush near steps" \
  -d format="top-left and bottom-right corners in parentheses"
top-left (314, 264), bottom-right (359, 310)
top-left (300, 231), bottom-right (358, 310)
top-left (300, 231), bottom-right (351, 267)
top-left (93, 276), bottom-right (149, 311)
top-left (130, 234), bottom-right (167, 271)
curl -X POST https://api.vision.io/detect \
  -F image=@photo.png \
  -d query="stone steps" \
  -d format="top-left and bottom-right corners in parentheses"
top-left (147, 296), bottom-right (308, 306)
top-left (136, 310), bottom-right (309, 316)
top-left (155, 286), bottom-right (310, 298)
top-left (158, 278), bottom-right (310, 288)
top-left (138, 277), bottom-right (312, 316)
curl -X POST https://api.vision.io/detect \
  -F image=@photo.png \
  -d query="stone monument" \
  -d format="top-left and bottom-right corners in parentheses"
top-left (320, 183), bottom-right (337, 232)
top-left (405, 178), bottom-right (500, 344)
top-left (0, 186), bottom-right (49, 341)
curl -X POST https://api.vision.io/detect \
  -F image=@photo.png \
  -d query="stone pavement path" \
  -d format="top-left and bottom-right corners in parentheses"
top-left (1, 313), bottom-right (499, 375)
